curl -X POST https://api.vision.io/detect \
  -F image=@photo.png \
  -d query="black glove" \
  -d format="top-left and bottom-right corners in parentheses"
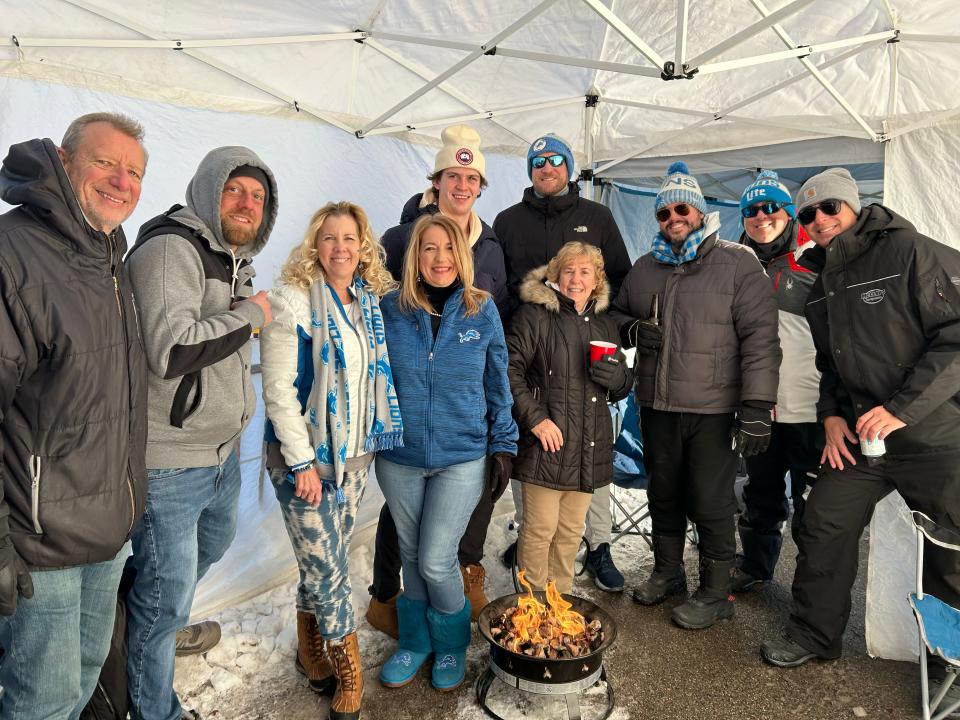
top-left (731, 405), bottom-right (773, 457)
top-left (626, 320), bottom-right (662, 357)
top-left (0, 537), bottom-right (34, 616)
top-left (589, 351), bottom-right (630, 391)
top-left (487, 452), bottom-right (513, 504)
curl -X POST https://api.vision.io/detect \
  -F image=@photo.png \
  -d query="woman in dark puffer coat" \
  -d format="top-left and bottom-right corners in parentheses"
top-left (506, 241), bottom-right (633, 592)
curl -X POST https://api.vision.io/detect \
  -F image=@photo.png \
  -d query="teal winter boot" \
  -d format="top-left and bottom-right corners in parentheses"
top-left (426, 600), bottom-right (472, 691)
top-left (379, 596), bottom-right (432, 688)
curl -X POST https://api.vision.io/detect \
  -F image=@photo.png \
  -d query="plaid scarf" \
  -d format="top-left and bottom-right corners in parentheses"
top-left (651, 212), bottom-right (720, 266)
top-left (305, 276), bottom-right (403, 500)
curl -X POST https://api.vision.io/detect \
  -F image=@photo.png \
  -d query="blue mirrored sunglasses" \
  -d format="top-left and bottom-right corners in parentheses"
top-left (742, 201), bottom-right (791, 219)
top-left (531, 154), bottom-right (566, 169)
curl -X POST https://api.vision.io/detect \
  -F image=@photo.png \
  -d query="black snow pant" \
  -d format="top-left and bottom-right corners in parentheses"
top-left (639, 408), bottom-right (739, 561)
top-left (739, 421), bottom-right (823, 580)
top-left (787, 446), bottom-right (960, 658)
top-left (369, 490), bottom-right (495, 602)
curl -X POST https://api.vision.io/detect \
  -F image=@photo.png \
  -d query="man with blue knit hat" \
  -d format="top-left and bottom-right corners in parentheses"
top-left (732, 170), bottom-right (823, 594)
top-left (611, 161), bottom-right (780, 630)
top-left (761, 169), bottom-right (960, 691)
top-left (494, 133), bottom-right (632, 592)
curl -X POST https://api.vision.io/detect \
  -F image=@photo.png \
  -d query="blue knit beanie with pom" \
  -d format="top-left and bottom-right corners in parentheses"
top-left (740, 169), bottom-right (796, 219)
top-left (655, 161), bottom-right (706, 214)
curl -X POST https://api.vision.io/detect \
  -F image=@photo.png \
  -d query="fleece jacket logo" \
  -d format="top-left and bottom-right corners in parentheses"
top-left (458, 329), bottom-right (481, 343)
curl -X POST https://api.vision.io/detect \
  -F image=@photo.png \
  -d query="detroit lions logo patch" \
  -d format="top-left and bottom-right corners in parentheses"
top-left (436, 654), bottom-right (458, 669)
top-left (861, 288), bottom-right (885, 305)
top-left (458, 330), bottom-right (481, 343)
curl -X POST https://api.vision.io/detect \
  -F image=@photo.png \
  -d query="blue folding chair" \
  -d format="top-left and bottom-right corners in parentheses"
top-left (609, 395), bottom-right (652, 548)
top-left (909, 511), bottom-right (960, 720)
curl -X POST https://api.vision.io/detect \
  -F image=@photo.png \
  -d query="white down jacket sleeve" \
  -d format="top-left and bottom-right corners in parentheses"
top-left (260, 283), bottom-right (315, 469)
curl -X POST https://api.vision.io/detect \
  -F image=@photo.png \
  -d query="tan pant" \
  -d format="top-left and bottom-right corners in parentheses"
top-left (518, 483), bottom-right (593, 593)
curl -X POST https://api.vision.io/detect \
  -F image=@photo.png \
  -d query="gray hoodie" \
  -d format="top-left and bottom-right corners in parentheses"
top-left (127, 146), bottom-right (278, 468)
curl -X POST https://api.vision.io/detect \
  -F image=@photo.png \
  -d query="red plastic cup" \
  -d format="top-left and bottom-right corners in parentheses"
top-left (589, 341), bottom-right (617, 364)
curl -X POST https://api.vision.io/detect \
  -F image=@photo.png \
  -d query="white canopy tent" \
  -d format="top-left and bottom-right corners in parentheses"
top-left (2, 0), bottom-right (959, 662)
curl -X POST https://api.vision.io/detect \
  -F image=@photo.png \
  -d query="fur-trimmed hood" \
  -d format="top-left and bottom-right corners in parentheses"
top-left (517, 264), bottom-right (611, 314)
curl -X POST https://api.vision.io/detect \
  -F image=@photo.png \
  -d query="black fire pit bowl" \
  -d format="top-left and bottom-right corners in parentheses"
top-left (477, 591), bottom-right (618, 686)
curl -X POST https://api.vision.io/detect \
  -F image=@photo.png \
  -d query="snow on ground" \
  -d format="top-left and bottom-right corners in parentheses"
top-left (174, 486), bottom-right (649, 719)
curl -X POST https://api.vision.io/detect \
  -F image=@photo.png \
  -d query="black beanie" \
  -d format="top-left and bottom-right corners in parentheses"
top-left (227, 165), bottom-right (270, 204)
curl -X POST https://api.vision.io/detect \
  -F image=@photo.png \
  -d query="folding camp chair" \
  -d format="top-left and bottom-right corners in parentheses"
top-left (909, 511), bottom-right (960, 720)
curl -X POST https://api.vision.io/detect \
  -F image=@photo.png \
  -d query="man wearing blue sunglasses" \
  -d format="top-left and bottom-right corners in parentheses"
top-left (732, 170), bottom-right (823, 596)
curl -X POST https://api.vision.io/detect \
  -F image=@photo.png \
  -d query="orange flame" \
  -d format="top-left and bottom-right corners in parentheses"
top-left (508, 570), bottom-right (587, 653)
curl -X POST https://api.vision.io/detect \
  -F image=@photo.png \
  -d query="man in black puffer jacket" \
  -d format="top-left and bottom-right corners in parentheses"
top-left (761, 168), bottom-right (960, 674)
top-left (494, 133), bottom-right (633, 593)
top-left (0, 113), bottom-right (148, 719)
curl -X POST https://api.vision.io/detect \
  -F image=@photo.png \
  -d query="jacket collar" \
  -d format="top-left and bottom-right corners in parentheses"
top-left (517, 264), bottom-right (611, 314)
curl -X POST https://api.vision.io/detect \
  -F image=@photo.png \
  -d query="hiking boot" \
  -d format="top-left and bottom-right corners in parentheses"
top-left (730, 566), bottom-right (765, 593)
top-left (175, 621), bottom-right (221, 657)
top-left (584, 542), bottom-right (625, 592)
top-left (461, 563), bottom-right (488, 620)
top-left (632, 535), bottom-right (687, 606)
top-left (672, 557), bottom-right (735, 630)
top-left (761, 636), bottom-right (820, 668)
top-left (328, 632), bottom-right (364, 720)
top-left (500, 540), bottom-right (518, 570)
top-left (365, 593), bottom-right (399, 639)
top-left (296, 611), bottom-right (335, 695)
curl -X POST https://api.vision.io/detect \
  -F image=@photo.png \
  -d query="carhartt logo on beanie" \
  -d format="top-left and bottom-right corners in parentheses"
top-left (527, 134), bottom-right (575, 180)
top-left (434, 124), bottom-right (485, 179)
top-left (655, 161), bottom-right (706, 214)
top-left (740, 169), bottom-right (795, 219)
top-left (796, 168), bottom-right (862, 215)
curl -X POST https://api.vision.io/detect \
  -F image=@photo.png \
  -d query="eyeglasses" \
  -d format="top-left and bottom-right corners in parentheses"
top-left (742, 201), bottom-right (790, 219)
top-left (655, 203), bottom-right (693, 223)
top-left (797, 199), bottom-right (843, 225)
top-left (531, 154), bottom-right (566, 170)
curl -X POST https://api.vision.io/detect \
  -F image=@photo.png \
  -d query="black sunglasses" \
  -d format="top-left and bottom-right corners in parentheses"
top-left (742, 201), bottom-right (790, 219)
top-left (797, 199), bottom-right (843, 225)
top-left (531, 154), bottom-right (566, 169)
top-left (655, 203), bottom-right (693, 223)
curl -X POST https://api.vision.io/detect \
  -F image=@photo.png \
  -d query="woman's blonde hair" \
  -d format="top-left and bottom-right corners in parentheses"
top-left (398, 213), bottom-right (488, 317)
top-left (279, 201), bottom-right (395, 296)
top-left (545, 241), bottom-right (606, 300)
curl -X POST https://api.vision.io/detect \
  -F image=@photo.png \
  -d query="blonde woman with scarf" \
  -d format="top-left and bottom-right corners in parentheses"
top-left (261, 201), bottom-right (402, 720)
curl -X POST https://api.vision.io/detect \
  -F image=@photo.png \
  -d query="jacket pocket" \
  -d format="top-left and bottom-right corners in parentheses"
top-left (169, 371), bottom-right (203, 428)
top-left (29, 455), bottom-right (43, 534)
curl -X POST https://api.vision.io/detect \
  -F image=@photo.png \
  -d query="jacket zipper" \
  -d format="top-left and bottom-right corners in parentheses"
top-left (230, 249), bottom-right (240, 299)
top-left (126, 469), bottom-right (136, 535)
top-left (30, 455), bottom-right (42, 533)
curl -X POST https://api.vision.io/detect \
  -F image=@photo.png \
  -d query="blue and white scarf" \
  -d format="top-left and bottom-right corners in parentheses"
top-left (305, 275), bottom-right (403, 499)
top-left (651, 212), bottom-right (720, 266)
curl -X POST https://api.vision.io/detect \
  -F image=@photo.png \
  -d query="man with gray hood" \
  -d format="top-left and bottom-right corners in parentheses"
top-left (124, 147), bottom-right (277, 720)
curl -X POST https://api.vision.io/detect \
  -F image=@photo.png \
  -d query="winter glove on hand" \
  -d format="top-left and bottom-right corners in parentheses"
top-left (0, 536), bottom-right (34, 616)
top-left (486, 452), bottom-right (513, 504)
top-left (627, 320), bottom-right (663, 357)
top-left (589, 351), bottom-right (630, 391)
top-left (731, 405), bottom-right (773, 457)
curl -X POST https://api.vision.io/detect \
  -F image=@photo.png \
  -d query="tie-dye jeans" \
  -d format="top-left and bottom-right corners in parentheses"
top-left (271, 466), bottom-right (367, 640)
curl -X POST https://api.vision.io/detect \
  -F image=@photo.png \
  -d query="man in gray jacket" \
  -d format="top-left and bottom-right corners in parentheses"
top-left (612, 161), bottom-right (780, 630)
top-left (125, 147), bottom-right (277, 720)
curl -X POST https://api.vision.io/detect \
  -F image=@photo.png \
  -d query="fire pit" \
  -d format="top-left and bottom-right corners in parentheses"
top-left (475, 583), bottom-right (617, 720)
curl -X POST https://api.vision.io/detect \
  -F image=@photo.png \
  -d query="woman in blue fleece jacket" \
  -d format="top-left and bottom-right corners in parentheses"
top-left (376, 213), bottom-right (517, 692)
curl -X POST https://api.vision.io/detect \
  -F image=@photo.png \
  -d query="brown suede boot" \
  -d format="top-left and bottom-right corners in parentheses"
top-left (461, 563), bottom-right (488, 621)
top-left (327, 632), bottom-right (364, 720)
top-left (364, 593), bottom-right (399, 639)
top-left (295, 611), bottom-right (335, 695)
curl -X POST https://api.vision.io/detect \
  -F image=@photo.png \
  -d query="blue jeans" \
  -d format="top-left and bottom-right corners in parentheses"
top-left (375, 455), bottom-right (486, 614)
top-left (0, 541), bottom-right (130, 720)
top-left (126, 453), bottom-right (241, 720)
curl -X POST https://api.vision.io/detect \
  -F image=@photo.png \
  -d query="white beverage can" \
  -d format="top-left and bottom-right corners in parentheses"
top-left (860, 436), bottom-right (886, 458)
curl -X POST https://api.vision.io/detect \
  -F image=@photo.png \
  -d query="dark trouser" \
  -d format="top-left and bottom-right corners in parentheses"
top-left (788, 447), bottom-right (960, 658)
top-left (640, 408), bottom-right (739, 561)
top-left (370, 489), bottom-right (494, 602)
top-left (739, 422), bottom-right (823, 580)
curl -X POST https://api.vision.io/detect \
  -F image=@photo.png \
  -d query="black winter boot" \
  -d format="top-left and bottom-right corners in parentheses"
top-left (671, 556), bottom-right (735, 630)
top-left (632, 535), bottom-right (687, 606)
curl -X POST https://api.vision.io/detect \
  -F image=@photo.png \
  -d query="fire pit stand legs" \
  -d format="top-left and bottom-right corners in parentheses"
top-left (474, 665), bottom-right (615, 720)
